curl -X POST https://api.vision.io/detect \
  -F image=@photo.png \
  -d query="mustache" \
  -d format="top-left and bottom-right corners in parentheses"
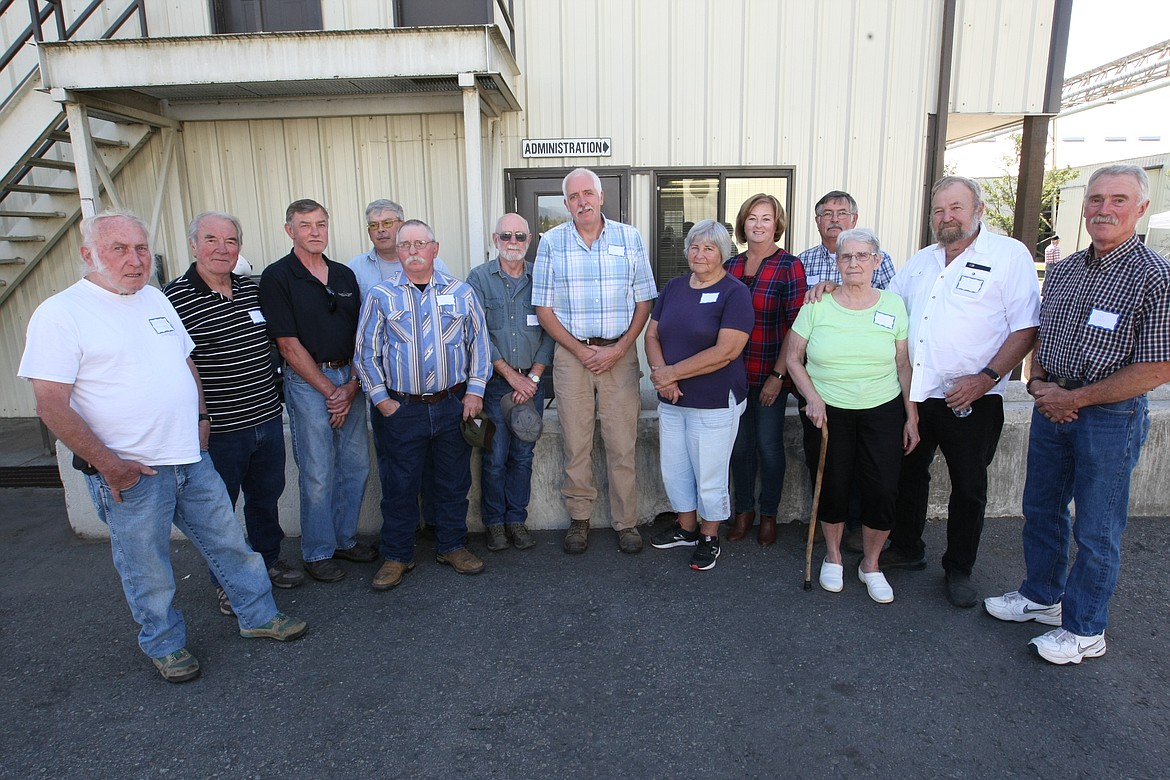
top-left (1090, 215), bottom-right (1119, 225)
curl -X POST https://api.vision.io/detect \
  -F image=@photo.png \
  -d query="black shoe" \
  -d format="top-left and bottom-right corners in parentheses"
top-left (650, 520), bottom-right (699, 549)
top-left (332, 543), bottom-right (378, 563)
top-left (303, 558), bottom-right (347, 583)
top-left (945, 571), bottom-right (978, 608)
top-left (485, 524), bottom-right (509, 552)
top-left (878, 546), bottom-right (927, 571)
top-left (690, 536), bottom-right (720, 571)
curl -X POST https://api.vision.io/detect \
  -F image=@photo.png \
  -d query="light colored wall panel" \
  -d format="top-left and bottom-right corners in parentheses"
top-left (321, 0), bottom-right (394, 31)
top-left (142, 0), bottom-right (211, 37)
top-left (950, 0), bottom-right (1053, 114)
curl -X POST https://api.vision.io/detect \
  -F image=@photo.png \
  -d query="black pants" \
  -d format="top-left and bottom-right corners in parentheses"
top-left (795, 392), bottom-right (863, 530)
top-left (817, 397), bottom-right (905, 531)
top-left (888, 395), bottom-right (1004, 574)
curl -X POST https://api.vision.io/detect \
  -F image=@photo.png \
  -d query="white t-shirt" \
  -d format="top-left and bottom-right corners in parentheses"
top-left (889, 224), bottom-right (1040, 402)
top-left (18, 279), bottom-right (201, 465)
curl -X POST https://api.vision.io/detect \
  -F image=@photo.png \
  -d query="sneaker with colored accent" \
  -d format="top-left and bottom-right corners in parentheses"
top-left (214, 586), bottom-right (235, 617)
top-left (240, 612), bottom-right (308, 642)
top-left (984, 590), bottom-right (1062, 626)
top-left (689, 536), bottom-right (721, 571)
top-left (151, 648), bottom-right (201, 683)
top-left (650, 520), bottom-right (700, 549)
top-left (1029, 628), bottom-right (1106, 665)
top-left (267, 559), bottom-right (305, 589)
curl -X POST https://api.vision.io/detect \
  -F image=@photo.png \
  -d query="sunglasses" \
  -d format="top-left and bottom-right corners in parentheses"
top-left (367, 218), bottom-right (401, 231)
top-left (496, 231), bottom-right (529, 243)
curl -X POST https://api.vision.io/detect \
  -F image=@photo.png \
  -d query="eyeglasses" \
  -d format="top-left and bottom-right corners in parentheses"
top-left (324, 286), bottom-right (337, 314)
top-left (396, 239), bottom-right (434, 252)
top-left (367, 218), bottom-right (401, 231)
top-left (496, 231), bottom-right (529, 243)
top-left (838, 252), bottom-right (878, 265)
top-left (817, 209), bottom-right (855, 220)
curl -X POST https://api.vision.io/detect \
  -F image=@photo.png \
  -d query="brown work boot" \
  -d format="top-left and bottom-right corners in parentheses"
top-left (372, 559), bottom-right (416, 591)
top-left (727, 511), bottom-right (754, 542)
top-left (436, 546), bottom-right (485, 575)
top-left (563, 518), bottom-right (590, 554)
top-left (757, 515), bottom-right (777, 546)
top-left (617, 527), bottom-right (643, 554)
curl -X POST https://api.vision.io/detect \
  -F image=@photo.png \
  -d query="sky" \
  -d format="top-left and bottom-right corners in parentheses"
top-left (1063, 0), bottom-right (1169, 75)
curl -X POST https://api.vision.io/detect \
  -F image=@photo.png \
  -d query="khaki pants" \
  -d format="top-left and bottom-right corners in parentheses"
top-left (553, 342), bottom-right (641, 530)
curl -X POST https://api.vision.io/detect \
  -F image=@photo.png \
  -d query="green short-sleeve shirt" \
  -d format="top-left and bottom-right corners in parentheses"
top-left (791, 289), bottom-right (909, 409)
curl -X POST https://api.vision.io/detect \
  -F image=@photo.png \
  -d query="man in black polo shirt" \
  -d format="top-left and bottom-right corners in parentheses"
top-left (165, 211), bottom-right (304, 614)
top-left (259, 199), bottom-right (376, 583)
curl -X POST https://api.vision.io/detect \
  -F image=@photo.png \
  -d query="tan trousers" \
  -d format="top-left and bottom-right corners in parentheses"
top-left (553, 342), bottom-right (641, 530)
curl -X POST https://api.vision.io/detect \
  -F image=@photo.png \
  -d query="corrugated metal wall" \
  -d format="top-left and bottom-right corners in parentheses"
top-left (950, 0), bottom-right (1054, 114)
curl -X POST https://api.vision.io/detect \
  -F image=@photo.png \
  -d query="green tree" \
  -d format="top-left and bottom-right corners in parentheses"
top-left (982, 134), bottom-right (1077, 245)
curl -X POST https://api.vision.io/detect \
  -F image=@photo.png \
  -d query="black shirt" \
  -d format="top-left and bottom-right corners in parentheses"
top-left (259, 249), bottom-right (362, 364)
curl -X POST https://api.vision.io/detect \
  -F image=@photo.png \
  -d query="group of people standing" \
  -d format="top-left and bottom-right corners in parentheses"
top-left (17, 163), bottom-right (1167, 682)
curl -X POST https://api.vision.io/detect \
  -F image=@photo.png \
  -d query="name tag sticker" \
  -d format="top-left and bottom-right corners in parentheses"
top-left (1088, 308), bottom-right (1120, 331)
top-left (148, 317), bottom-right (175, 334)
top-left (526, 314), bottom-right (540, 327)
top-left (607, 245), bottom-right (626, 257)
top-left (956, 274), bottom-right (984, 293)
top-left (700, 292), bottom-right (720, 304)
top-left (247, 309), bottom-right (266, 324)
top-left (873, 311), bottom-right (896, 329)
top-left (806, 274), bottom-right (822, 286)
top-left (436, 294), bottom-right (456, 306)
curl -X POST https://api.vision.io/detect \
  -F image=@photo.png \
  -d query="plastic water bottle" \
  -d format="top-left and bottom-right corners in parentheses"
top-left (941, 375), bottom-right (973, 418)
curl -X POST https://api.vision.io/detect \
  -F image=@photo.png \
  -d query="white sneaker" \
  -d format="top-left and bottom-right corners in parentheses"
top-left (984, 590), bottom-right (1062, 626)
top-left (819, 559), bottom-right (843, 592)
top-left (858, 566), bottom-right (894, 603)
top-left (1029, 628), bottom-right (1107, 665)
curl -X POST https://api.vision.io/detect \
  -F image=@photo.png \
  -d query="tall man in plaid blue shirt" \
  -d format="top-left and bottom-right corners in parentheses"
top-left (355, 219), bottom-right (493, 590)
top-left (533, 168), bottom-right (658, 555)
top-left (986, 164), bottom-right (1170, 665)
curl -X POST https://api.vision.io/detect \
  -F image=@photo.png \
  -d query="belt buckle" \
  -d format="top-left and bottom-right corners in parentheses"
top-left (420, 391), bottom-right (439, 404)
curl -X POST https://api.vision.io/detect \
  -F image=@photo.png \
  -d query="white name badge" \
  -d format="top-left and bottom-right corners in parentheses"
top-left (149, 317), bottom-right (175, 334)
top-left (806, 274), bottom-right (822, 286)
top-left (700, 292), bottom-right (719, 304)
top-left (873, 311), bottom-right (895, 329)
top-left (956, 274), bottom-right (984, 293)
top-left (436, 294), bottom-right (456, 306)
top-left (247, 309), bottom-right (266, 324)
top-left (607, 245), bottom-right (626, 257)
top-left (527, 314), bottom-right (540, 326)
top-left (1088, 308), bottom-right (1120, 331)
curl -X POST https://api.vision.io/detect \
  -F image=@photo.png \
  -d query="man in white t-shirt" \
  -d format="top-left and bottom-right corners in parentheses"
top-left (18, 210), bottom-right (308, 684)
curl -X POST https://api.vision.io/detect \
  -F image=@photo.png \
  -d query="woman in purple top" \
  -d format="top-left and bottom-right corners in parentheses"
top-left (644, 220), bottom-right (754, 571)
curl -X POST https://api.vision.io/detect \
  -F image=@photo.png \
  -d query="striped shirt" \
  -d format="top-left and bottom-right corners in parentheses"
top-left (531, 217), bottom-right (657, 339)
top-left (163, 265), bottom-right (282, 433)
top-left (1036, 234), bottom-right (1170, 385)
top-left (355, 267), bottom-right (492, 403)
top-left (798, 243), bottom-right (896, 290)
top-left (724, 249), bottom-right (807, 388)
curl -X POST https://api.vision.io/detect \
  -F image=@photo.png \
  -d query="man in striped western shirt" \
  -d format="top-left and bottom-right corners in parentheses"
top-left (986, 164), bottom-right (1170, 665)
top-left (355, 219), bottom-right (493, 590)
top-left (164, 212), bottom-right (303, 616)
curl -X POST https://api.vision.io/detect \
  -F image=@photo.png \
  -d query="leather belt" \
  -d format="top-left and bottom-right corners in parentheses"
top-left (390, 382), bottom-right (466, 404)
top-left (1045, 374), bottom-right (1085, 390)
top-left (320, 359), bottom-right (351, 370)
top-left (579, 336), bottom-right (621, 346)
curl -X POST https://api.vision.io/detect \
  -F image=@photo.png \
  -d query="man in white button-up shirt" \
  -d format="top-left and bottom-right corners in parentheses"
top-left (879, 176), bottom-right (1040, 609)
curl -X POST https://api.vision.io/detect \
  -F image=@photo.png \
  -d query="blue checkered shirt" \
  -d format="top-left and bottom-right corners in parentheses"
top-left (798, 243), bottom-right (896, 290)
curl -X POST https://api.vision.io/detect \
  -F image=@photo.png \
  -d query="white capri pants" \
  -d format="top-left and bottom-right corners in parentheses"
top-left (657, 393), bottom-right (747, 522)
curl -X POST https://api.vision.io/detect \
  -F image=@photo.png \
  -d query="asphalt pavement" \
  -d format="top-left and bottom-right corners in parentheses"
top-left (1, 487), bottom-right (1168, 779)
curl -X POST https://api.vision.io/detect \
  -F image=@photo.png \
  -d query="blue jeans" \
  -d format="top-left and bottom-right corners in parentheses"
top-left (479, 375), bottom-right (544, 527)
top-left (370, 399), bottom-right (437, 528)
top-left (658, 395), bottom-right (745, 521)
top-left (84, 453), bottom-right (279, 658)
top-left (1019, 397), bottom-right (1150, 636)
top-left (372, 389), bottom-right (473, 562)
top-left (206, 415), bottom-right (286, 573)
top-left (284, 365), bottom-right (370, 563)
top-left (730, 386), bottom-right (787, 515)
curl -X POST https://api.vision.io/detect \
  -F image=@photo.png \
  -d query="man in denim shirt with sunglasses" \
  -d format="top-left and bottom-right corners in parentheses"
top-left (259, 199), bottom-right (376, 584)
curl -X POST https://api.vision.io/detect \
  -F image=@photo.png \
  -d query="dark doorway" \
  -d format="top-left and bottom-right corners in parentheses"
top-left (211, 0), bottom-right (323, 33)
top-left (505, 168), bottom-right (629, 263)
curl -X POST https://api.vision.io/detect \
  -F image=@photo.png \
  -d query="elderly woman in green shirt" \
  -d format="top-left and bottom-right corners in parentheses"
top-left (786, 228), bottom-right (919, 603)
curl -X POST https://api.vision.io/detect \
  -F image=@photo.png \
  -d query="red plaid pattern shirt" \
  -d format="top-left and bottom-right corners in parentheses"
top-left (724, 249), bottom-right (806, 388)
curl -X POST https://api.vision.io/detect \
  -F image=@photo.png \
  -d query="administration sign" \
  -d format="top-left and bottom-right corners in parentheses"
top-left (522, 137), bottom-right (612, 158)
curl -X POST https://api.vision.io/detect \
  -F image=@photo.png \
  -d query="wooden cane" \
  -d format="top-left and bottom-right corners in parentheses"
top-left (803, 419), bottom-right (829, 590)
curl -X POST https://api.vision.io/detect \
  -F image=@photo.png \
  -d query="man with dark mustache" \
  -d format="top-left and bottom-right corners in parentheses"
top-left (986, 164), bottom-right (1170, 664)
top-left (878, 176), bottom-right (1040, 608)
top-left (533, 168), bottom-right (658, 554)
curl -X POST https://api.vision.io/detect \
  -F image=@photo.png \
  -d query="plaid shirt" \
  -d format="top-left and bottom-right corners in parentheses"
top-left (724, 249), bottom-right (806, 387)
top-left (797, 243), bottom-right (896, 290)
top-left (531, 218), bottom-right (657, 339)
top-left (1037, 234), bottom-right (1170, 385)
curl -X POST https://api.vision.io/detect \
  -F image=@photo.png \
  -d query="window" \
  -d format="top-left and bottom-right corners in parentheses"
top-left (211, 0), bottom-right (322, 33)
top-left (653, 169), bottom-right (793, 288)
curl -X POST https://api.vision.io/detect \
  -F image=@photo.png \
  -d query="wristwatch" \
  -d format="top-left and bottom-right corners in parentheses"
top-left (198, 413), bottom-right (211, 423)
top-left (527, 372), bottom-right (541, 384)
top-left (770, 370), bottom-right (783, 380)
top-left (980, 366), bottom-right (1001, 383)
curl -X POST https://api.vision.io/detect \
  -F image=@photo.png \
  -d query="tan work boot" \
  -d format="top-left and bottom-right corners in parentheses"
top-left (436, 546), bottom-right (485, 575)
top-left (563, 518), bottom-right (590, 554)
